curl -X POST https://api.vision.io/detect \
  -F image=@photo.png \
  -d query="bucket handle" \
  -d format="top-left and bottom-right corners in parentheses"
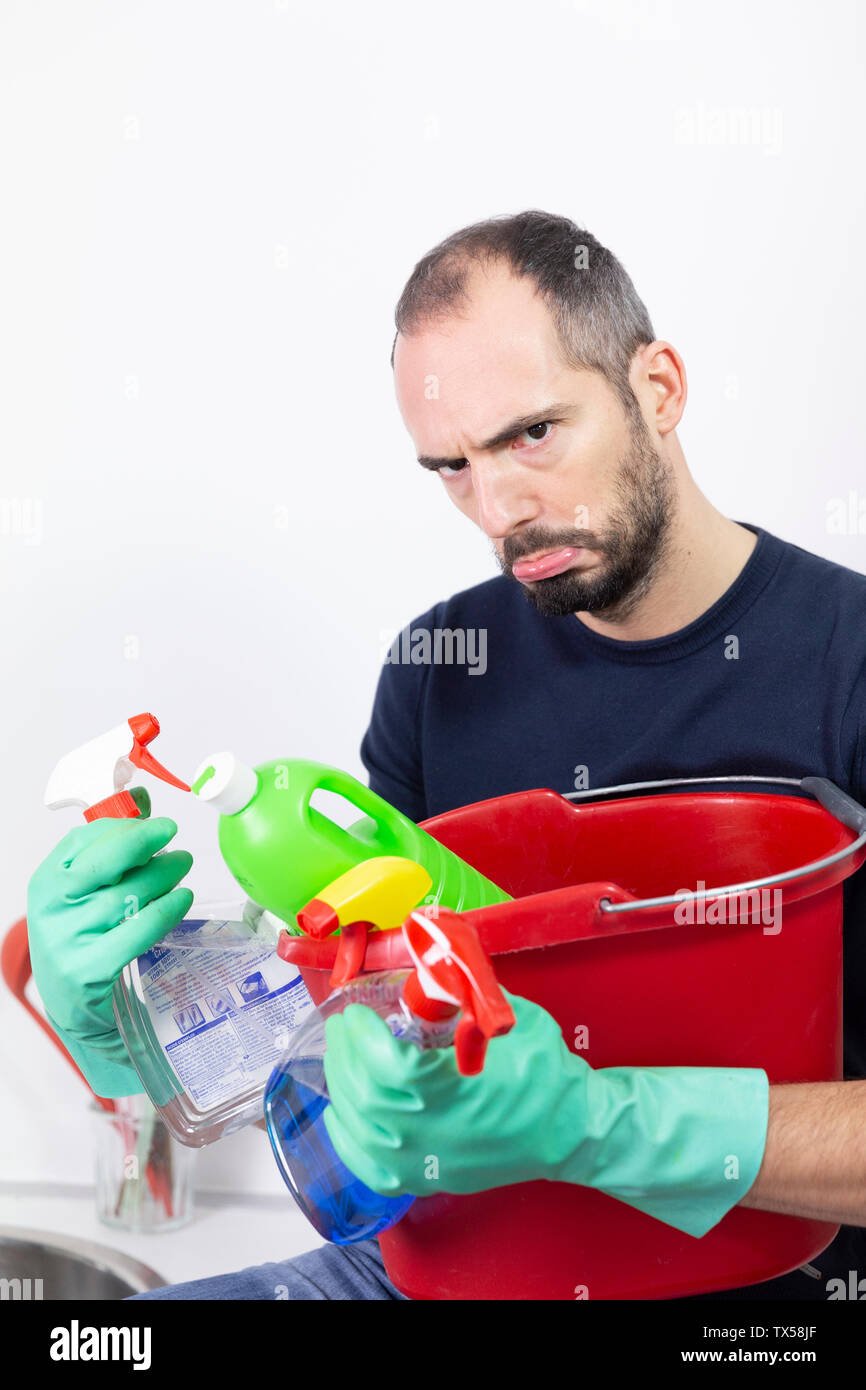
top-left (564, 774), bottom-right (866, 916)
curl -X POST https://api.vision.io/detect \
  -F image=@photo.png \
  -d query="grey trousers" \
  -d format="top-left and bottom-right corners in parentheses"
top-left (126, 1236), bottom-right (409, 1301)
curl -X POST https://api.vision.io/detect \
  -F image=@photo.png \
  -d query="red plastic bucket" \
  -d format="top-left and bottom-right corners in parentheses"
top-left (278, 774), bottom-right (866, 1300)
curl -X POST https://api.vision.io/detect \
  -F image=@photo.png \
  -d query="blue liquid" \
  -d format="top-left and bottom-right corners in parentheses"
top-left (264, 1056), bottom-right (414, 1244)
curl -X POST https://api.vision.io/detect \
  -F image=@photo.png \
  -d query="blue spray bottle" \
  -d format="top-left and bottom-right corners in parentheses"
top-left (262, 905), bottom-right (516, 1245)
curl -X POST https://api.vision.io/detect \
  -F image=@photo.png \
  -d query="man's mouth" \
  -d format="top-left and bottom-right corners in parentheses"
top-left (511, 546), bottom-right (583, 582)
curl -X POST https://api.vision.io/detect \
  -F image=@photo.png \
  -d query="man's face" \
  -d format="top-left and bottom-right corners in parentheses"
top-left (393, 260), bottom-right (675, 621)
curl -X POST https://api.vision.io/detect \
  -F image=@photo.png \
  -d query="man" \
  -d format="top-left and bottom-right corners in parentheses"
top-left (28, 210), bottom-right (866, 1301)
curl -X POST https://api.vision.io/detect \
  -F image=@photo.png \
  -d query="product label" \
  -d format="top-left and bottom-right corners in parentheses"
top-left (133, 919), bottom-right (316, 1112)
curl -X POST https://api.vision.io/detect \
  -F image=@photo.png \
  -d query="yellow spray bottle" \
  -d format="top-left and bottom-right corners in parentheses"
top-left (296, 856), bottom-right (432, 987)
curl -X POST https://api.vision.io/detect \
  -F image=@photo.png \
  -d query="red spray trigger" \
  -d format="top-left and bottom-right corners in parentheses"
top-left (401, 907), bottom-right (515, 1075)
top-left (127, 713), bottom-right (191, 793)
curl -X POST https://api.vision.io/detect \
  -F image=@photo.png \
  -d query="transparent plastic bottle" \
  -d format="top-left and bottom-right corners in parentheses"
top-left (263, 972), bottom-right (430, 1243)
top-left (112, 908), bottom-right (316, 1145)
top-left (263, 908), bottom-right (515, 1244)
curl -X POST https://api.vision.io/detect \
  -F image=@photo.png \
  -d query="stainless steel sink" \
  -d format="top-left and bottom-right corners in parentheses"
top-left (0, 1225), bottom-right (167, 1299)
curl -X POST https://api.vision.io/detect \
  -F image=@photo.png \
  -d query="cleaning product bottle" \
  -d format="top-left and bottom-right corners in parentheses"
top-left (112, 909), bottom-right (318, 1145)
top-left (111, 859), bottom-right (436, 1145)
top-left (295, 856), bottom-right (434, 987)
top-left (189, 754), bottom-right (511, 934)
top-left (262, 905), bottom-right (516, 1244)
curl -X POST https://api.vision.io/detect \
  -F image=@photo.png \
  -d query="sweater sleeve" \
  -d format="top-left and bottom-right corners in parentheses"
top-left (359, 622), bottom-right (430, 824)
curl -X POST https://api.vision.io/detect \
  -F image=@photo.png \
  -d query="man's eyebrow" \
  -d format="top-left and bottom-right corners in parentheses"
top-left (416, 401), bottom-right (574, 469)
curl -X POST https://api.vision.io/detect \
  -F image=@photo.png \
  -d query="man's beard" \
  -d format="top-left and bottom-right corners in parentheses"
top-left (494, 414), bottom-right (676, 622)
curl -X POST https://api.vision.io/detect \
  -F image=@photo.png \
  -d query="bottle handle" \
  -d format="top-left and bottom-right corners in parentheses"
top-left (299, 764), bottom-right (395, 850)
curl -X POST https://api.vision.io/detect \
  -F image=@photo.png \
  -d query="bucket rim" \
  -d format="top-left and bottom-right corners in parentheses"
top-left (562, 774), bottom-right (866, 916)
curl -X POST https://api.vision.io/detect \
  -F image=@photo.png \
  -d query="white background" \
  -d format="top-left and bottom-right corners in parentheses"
top-left (1, 0), bottom-right (864, 1206)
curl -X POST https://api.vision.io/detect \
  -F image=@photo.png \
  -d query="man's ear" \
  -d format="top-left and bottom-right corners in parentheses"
top-left (636, 340), bottom-right (687, 437)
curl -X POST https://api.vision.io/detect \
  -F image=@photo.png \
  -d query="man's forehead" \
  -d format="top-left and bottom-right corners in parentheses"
top-left (398, 366), bottom-right (550, 459)
top-left (394, 323), bottom-right (563, 437)
top-left (395, 338), bottom-right (599, 462)
top-left (395, 302), bottom-right (557, 375)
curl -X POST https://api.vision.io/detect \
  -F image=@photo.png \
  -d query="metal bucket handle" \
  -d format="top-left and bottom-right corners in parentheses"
top-left (563, 774), bottom-right (866, 916)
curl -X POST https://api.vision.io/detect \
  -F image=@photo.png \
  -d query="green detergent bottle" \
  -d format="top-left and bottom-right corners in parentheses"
top-left (190, 754), bottom-right (511, 933)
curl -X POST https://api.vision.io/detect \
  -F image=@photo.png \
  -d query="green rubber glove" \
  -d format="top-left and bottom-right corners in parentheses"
top-left (26, 789), bottom-right (194, 1099)
top-left (322, 989), bottom-right (770, 1239)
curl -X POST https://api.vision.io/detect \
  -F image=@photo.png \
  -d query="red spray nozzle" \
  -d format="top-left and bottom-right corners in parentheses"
top-left (401, 907), bottom-right (515, 1075)
top-left (127, 713), bottom-right (191, 793)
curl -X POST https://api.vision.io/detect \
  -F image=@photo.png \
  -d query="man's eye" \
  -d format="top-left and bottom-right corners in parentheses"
top-left (520, 422), bottom-right (553, 445)
top-left (432, 422), bottom-right (552, 476)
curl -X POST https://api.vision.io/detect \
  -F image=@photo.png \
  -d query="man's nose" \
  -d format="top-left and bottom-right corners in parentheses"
top-left (469, 459), bottom-right (539, 539)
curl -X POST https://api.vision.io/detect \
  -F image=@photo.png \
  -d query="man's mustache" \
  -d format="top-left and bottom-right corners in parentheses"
top-left (502, 534), bottom-right (601, 565)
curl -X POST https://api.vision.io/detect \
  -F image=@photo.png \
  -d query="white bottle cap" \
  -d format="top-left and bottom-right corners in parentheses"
top-left (191, 752), bottom-right (258, 815)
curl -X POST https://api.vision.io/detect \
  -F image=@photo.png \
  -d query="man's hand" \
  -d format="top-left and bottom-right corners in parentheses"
top-left (322, 988), bottom-right (770, 1238)
top-left (26, 793), bottom-right (194, 1096)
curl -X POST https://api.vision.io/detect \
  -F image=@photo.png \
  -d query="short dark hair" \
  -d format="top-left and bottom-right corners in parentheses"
top-left (391, 209), bottom-right (656, 419)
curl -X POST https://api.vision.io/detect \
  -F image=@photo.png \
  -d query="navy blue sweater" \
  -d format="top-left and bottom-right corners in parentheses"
top-left (360, 520), bottom-right (866, 1301)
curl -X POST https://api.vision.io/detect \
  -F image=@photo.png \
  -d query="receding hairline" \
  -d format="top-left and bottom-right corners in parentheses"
top-left (405, 252), bottom-right (559, 356)
top-left (390, 210), bottom-right (657, 420)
